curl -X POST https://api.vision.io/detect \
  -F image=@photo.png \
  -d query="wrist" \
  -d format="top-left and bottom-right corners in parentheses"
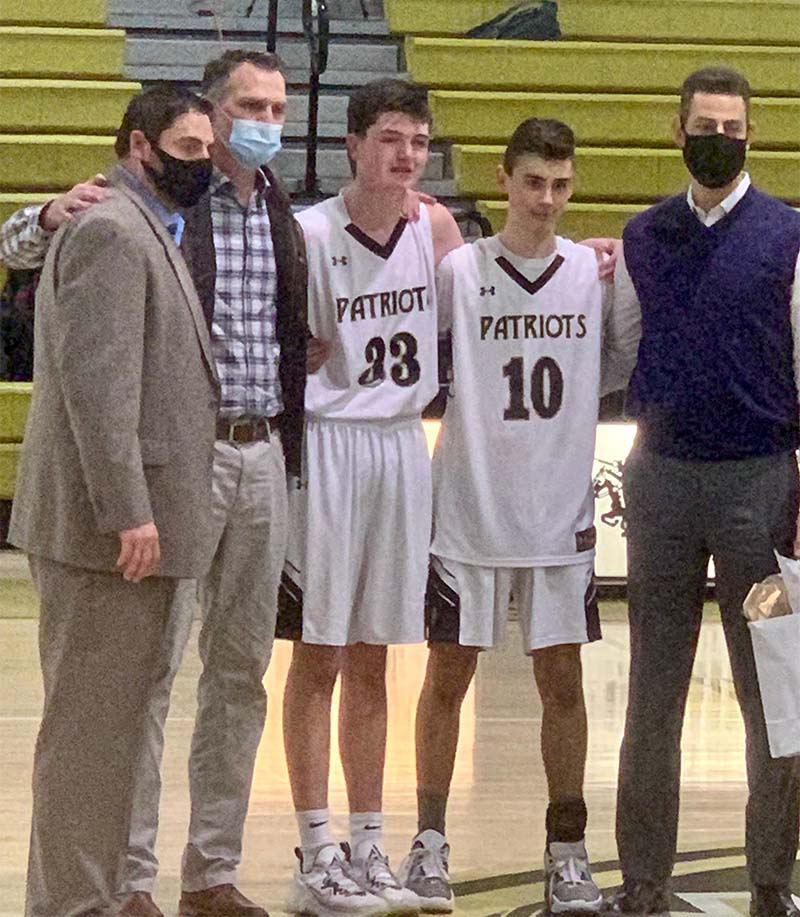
top-left (37, 201), bottom-right (57, 233)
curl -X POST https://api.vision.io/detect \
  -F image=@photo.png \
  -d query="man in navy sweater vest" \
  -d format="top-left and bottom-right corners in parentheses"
top-left (608, 67), bottom-right (800, 917)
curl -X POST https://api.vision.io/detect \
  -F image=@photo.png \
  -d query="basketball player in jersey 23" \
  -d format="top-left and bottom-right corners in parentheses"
top-left (396, 119), bottom-right (639, 913)
top-left (277, 79), bottom-right (463, 915)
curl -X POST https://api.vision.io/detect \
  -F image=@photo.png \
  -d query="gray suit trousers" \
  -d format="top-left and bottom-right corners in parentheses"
top-left (25, 557), bottom-right (178, 917)
top-left (616, 446), bottom-right (800, 889)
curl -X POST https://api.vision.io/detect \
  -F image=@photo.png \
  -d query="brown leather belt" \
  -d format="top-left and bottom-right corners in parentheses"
top-left (216, 416), bottom-right (279, 443)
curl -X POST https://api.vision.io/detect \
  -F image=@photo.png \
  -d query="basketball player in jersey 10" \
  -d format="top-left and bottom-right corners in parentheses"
top-left (276, 79), bottom-right (464, 915)
top-left (396, 118), bottom-right (640, 913)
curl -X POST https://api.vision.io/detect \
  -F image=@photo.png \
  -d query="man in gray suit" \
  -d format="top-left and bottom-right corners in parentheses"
top-left (9, 85), bottom-right (219, 917)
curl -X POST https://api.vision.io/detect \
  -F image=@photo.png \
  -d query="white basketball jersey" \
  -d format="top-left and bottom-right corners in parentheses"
top-left (432, 235), bottom-right (603, 566)
top-left (298, 194), bottom-right (438, 420)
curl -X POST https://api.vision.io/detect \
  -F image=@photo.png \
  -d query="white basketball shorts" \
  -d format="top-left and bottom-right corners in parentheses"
top-left (277, 415), bottom-right (431, 646)
top-left (425, 554), bottom-right (600, 654)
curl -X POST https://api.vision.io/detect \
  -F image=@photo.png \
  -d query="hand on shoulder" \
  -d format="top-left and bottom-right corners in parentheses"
top-left (40, 174), bottom-right (110, 232)
top-left (427, 201), bottom-right (465, 266)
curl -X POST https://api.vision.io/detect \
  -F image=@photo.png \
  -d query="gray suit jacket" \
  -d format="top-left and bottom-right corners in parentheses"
top-left (10, 173), bottom-right (221, 578)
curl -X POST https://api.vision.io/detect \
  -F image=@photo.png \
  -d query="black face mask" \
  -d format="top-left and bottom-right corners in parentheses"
top-left (682, 132), bottom-right (747, 189)
top-left (143, 147), bottom-right (213, 208)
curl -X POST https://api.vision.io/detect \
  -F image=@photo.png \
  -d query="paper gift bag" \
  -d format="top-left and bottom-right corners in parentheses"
top-left (748, 612), bottom-right (800, 758)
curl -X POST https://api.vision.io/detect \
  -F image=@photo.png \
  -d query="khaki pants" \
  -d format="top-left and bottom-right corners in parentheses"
top-left (119, 436), bottom-right (289, 895)
top-left (25, 557), bottom-right (178, 917)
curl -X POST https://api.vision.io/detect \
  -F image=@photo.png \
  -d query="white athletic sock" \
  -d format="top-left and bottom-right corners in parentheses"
top-left (297, 808), bottom-right (336, 852)
top-left (350, 811), bottom-right (384, 859)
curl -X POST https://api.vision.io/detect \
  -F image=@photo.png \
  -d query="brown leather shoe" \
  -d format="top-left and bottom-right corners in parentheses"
top-left (118, 891), bottom-right (165, 917)
top-left (178, 884), bottom-right (268, 916)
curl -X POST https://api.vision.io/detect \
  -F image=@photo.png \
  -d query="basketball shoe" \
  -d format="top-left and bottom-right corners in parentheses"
top-left (397, 831), bottom-right (454, 914)
top-left (545, 840), bottom-right (603, 913)
top-left (286, 843), bottom-right (388, 915)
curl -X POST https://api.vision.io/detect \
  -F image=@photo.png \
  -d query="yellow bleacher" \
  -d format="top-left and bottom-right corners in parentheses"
top-left (386, 0), bottom-right (800, 46)
top-left (385, 0), bottom-right (800, 233)
top-left (0, 0), bottom-right (139, 498)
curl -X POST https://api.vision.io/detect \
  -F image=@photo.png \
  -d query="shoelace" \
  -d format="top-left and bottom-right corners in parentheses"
top-left (365, 851), bottom-right (402, 890)
top-left (411, 845), bottom-right (449, 879)
top-left (554, 855), bottom-right (586, 887)
top-left (317, 851), bottom-right (365, 894)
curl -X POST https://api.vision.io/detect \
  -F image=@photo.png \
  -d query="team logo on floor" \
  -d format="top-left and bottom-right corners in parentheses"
top-left (454, 848), bottom-right (800, 916)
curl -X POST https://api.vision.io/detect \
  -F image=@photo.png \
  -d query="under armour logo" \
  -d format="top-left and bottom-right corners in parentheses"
top-left (332, 256), bottom-right (348, 266)
top-left (480, 286), bottom-right (496, 296)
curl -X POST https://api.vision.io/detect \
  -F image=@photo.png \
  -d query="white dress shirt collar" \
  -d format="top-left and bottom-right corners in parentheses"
top-left (687, 172), bottom-right (751, 227)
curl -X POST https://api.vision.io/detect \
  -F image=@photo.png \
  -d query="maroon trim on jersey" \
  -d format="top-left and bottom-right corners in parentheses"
top-left (495, 253), bottom-right (565, 295)
top-left (345, 218), bottom-right (408, 260)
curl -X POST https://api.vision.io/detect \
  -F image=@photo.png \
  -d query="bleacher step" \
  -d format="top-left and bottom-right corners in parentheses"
top-left (108, 0), bottom-right (389, 36)
top-left (285, 94), bottom-right (350, 140)
top-left (406, 38), bottom-right (800, 96)
top-left (429, 91), bottom-right (800, 150)
top-left (0, 193), bottom-right (50, 227)
top-left (0, 383), bottom-right (32, 443)
top-left (126, 36), bottom-right (400, 87)
top-left (387, 0), bottom-right (800, 45)
top-left (0, 135), bottom-right (115, 191)
top-left (0, 444), bottom-right (21, 501)
top-left (0, 26), bottom-right (126, 79)
top-left (455, 145), bottom-right (800, 204)
top-left (0, 79), bottom-right (140, 134)
top-left (0, 0), bottom-right (106, 28)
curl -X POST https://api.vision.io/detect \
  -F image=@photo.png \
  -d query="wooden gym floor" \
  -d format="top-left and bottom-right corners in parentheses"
top-left (1, 552), bottom-right (797, 916)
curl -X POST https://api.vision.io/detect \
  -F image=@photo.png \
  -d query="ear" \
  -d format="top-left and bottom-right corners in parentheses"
top-left (496, 163), bottom-right (509, 194)
top-left (746, 119), bottom-right (755, 145)
top-left (345, 132), bottom-right (360, 162)
top-left (128, 128), bottom-right (153, 163)
top-left (210, 103), bottom-right (232, 141)
top-left (672, 115), bottom-right (686, 150)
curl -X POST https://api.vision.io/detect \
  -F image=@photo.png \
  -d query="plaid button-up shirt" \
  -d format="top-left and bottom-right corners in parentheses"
top-left (0, 204), bottom-right (52, 270)
top-left (210, 168), bottom-right (283, 419)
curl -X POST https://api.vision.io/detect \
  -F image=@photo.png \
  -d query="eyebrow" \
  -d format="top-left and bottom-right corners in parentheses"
top-left (376, 128), bottom-right (429, 139)
top-left (523, 173), bottom-right (571, 181)
top-left (693, 116), bottom-right (744, 125)
top-left (239, 96), bottom-right (285, 105)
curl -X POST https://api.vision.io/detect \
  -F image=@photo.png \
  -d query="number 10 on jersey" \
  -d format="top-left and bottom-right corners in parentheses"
top-left (502, 356), bottom-right (563, 420)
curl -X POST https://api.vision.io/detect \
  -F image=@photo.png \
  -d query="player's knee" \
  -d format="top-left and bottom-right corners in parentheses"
top-left (535, 648), bottom-right (583, 711)
top-left (290, 645), bottom-right (341, 693)
top-left (341, 644), bottom-right (387, 690)
top-left (427, 645), bottom-right (477, 705)
top-left (343, 660), bottom-right (386, 695)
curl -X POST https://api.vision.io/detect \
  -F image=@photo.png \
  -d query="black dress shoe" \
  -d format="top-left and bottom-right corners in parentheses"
top-left (750, 886), bottom-right (800, 917)
top-left (604, 879), bottom-right (670, 914)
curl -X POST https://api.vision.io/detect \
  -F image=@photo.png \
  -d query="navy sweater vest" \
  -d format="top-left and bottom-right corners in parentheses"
top-left (623, 185), bottom-right (800, 460)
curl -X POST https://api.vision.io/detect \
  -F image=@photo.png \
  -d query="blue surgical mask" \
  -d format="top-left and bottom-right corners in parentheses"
top-left (227, 118), bottom-right (282, 168)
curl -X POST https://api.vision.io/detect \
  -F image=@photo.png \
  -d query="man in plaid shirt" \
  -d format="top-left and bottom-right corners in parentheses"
top-left (1, 54), bottom-right (310, 917)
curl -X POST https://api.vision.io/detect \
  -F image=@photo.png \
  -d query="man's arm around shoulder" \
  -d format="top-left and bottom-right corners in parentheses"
top-left (600, 245), bottom-right (642, 397)
top-left (427, 202), bottom-right (464, 266)
top-left (0, 176), bottom-right (108, 270)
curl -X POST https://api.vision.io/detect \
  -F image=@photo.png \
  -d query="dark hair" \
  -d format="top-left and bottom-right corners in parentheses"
top-left (201, 49), bottom-right (285, 99)
top-left (503, 118), bottom-right (575, 174)
top-left (347, 78), bottom-right (432, 136)
top-left (679, 66), bottom-right (751, 126)
top-left (115, 84), bottom-right (213, 157)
